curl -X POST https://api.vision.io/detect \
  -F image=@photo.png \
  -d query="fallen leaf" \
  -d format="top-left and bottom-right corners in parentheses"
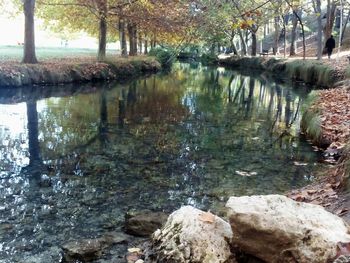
top-left (198, 211), bottom-right (215, 224)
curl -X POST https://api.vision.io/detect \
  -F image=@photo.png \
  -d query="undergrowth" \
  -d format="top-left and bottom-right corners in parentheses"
top-left (301, 91), bottom-right (323, 145)
top-left (285, 60), bottom-right (334, 87)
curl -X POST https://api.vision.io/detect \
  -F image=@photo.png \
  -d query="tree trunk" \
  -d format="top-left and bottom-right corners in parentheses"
top-left (133, 26), bottom-right (138, 54)
top-left (323, 1), bottom-right (337, 40)
top-left (238, 29), bottom-right (247, 55)
top-left (138, 33), bottom-right (143, 54)
top-left (341, 9), bottom-right (350, 44)
top-left (128, 23), bottom-right (137, 56)
top-left (251, 31), bottom-right (257, 56)
top-left (144, 38), bottom-right (148, 54)
top-left (282, 17), bottom-right (287, 58)
top-left (290, 7), bottom-right (306, 59)
top-left (289, 11), bottom-right (298, 56)
top-left (23, 0), bottom-right (38, 64)
top-left (119, 18), bottom-right (127, 56)
top-left (97, 12), bottom-right (107, 61)
top-left (230, 37), bottom-right (238, 55)
top-left (313, 0), bottom-right (323, 60)
top-left (273, 16), bottom-right (280, 55)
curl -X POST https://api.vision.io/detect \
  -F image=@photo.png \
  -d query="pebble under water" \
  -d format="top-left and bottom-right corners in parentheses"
top-left (0, 63), bottom-right (322, 262)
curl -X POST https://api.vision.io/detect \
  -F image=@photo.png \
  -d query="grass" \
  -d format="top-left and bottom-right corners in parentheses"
top-left (0, 45), bottom-right (118, 62)
top-left (285, 60), bottom-right (335, 87)
top-left (301, 90), bottom-right (323, 145)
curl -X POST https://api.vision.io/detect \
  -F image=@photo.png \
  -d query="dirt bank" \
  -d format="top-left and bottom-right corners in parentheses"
top-left (0, 56), bottom-right (161, 87)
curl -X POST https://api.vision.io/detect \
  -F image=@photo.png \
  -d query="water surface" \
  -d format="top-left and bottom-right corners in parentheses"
top-left (0, 63), bottom-right (320, 262)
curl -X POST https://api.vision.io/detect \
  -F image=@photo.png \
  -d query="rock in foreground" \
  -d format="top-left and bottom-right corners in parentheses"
top-left (146, 205), bottom-right (235, 263)
top-left (226, 195), bottom-right (350, 263)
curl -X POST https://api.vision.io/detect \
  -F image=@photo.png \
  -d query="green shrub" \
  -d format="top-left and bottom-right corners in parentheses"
top-left (148, 47), bottom-right (176, 68)
top-left (200, 53), bottom-right (218, 65)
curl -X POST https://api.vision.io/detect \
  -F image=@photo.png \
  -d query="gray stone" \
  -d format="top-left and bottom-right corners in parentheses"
top-left (146, 206), bottom-right (235, 263)
top-left (226, 195), bottom-right (350, 263)
top-left (62, 235), bottom-right (114, 262)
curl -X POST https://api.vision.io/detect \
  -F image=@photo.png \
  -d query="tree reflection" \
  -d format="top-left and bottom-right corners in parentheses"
top-left (25, 101), bottom-right (43, 177)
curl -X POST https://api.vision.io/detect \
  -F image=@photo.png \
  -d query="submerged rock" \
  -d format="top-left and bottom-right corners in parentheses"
top-left (226, 195), bottom-right (350, 263)
top-left (146, 205), bottom-right (235, 263)
top-left (62, 233), bottom-right (128, 262)
top-left (125, 210), bottom-right (168, 237)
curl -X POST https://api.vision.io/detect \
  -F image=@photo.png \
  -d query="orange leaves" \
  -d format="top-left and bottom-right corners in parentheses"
top-left (198, 211), bottom-right (215, 224)
top-left (316, 88), bottom-right (350, 151)
top-left (289, 183), bottom-right (338, 206)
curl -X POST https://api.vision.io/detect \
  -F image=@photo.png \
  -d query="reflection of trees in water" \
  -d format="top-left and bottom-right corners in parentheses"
top-left (26, 101), bottom-right (43, 176)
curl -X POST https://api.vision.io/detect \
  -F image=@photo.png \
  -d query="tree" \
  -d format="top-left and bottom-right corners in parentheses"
top-left (23, 0), bottom-right (38, 63)
top-left (324, 0), bottom-right (337, 40)
top-left (97, 0), bottom-right (108, 61)
top-left (312, 0), bottom-right (323, 60)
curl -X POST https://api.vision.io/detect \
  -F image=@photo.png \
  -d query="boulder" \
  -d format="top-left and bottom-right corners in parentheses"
top-left (146, 205), bottom-right (235, 263)
top-left (125, 210), bottom-right (168, 237)
top-left (226, 195), bottom-right (350, 263)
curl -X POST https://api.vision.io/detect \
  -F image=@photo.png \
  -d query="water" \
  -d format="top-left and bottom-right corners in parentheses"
top-left (0, 63), bottom-right (321, 262)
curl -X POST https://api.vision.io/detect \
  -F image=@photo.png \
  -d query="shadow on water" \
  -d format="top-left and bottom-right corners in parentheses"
top-left (0, 63), bottom-right (323, 261)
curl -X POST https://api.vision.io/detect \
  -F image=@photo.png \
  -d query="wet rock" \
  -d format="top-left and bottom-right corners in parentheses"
top-left (104, 231), bottom-right (129, 244)
top-left (62, 237), bottom-right (113, 263)
top-left (125, 210), bottom-right (168, 237)
top-left (226, 195), bottom-right (350, 263)
top-left (0, 223), bottom-right (13, 232)
top-left (39, 174), bottom-right (52, 187)
top-left (22, 246), bottom-right (62, 263)
top-left (146, 206), bottom-right (235, 263)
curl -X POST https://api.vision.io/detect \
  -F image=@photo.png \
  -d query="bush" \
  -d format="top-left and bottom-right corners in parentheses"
top-left (148, 47), bottom-right (176, 68)
top-left (200, 53), bottom-right (218, 65)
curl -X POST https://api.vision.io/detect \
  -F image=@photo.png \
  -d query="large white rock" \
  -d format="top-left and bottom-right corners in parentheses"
top-left (226, 195), bottom-right (350, 263)
top-left (146, 205), bottom-right (235, 263)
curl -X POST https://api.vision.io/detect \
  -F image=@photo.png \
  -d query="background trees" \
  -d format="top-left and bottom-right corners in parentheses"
top-left (1, 0), bottom-right (349, 61)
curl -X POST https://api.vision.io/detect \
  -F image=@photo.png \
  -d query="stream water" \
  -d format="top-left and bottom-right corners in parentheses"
top-left (0, 63), bottom-right (322, 262)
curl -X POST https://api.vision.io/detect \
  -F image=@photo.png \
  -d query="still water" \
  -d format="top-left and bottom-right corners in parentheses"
top-left (0, 63), bottom-right (320, 262)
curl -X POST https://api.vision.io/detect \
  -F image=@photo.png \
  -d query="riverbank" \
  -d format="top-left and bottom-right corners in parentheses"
top-left (0, 56), bottom-right (161, 87)
top-left (218, 56), bottom-right (345, 88)
top-left (289, 85), bottom-right (350, 223)
top-left (219, 55), bottom-right (350, 223)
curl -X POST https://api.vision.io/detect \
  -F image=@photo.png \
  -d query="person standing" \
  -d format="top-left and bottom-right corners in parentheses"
top-left (325, 35), bottom-right (336, 59)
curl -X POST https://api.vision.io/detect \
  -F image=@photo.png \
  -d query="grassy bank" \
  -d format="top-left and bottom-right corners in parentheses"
top-left (218, 56), bottom-right (342, 88)
top-left (0, 56), bottom-right (161, 87)
top-left (301, 87), bottom-right (350, 187)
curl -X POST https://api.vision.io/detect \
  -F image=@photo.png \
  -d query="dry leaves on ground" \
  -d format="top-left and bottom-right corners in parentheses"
top-left (318, 88), bottom-right (350, 151)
